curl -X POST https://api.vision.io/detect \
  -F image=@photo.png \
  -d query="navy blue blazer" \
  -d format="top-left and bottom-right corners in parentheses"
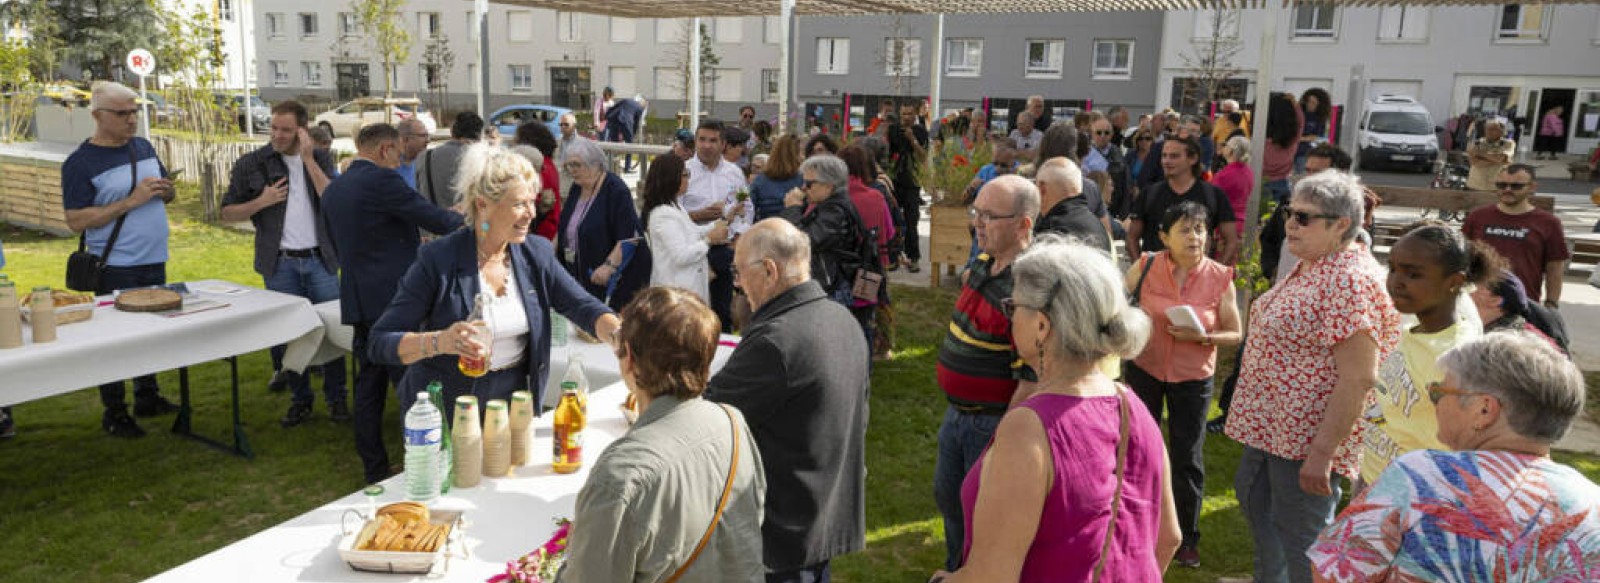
top-left (555, 171), bottom-right (650, 310)
top-left (368, 229), bottom-right (612, 403)
top-left (322, 159), bottom-right (462, 327)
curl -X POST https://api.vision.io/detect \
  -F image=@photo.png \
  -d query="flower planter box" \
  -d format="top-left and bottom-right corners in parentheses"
top-left (927, 203), bottom-right (973, 287)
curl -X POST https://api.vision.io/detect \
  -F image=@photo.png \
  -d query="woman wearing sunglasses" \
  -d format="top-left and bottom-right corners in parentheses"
top-left (1311, 331), bottom-right (1600, 581)
top-left (1123, 201), bottom-right (1242, 569)
top-left (1357, 224), bottom-right (1499, 491)
top-left (1223, 170), bottom-right (1402, 583)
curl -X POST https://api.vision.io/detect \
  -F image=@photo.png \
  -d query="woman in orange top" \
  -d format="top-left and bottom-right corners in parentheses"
top-left (1123, 201), bottom-right (1242, 569)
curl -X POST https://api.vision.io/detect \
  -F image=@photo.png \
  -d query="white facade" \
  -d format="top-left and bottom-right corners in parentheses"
top-left (170, 0), bottom-right (256, 91)
top-left (1157, 5), bottom-right (1600, 156)
top-left (251, 1), bottom-right (784, 119)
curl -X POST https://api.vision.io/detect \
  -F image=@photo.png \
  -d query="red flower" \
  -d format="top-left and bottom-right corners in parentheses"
top-left (952, 155), bottom-right (970, 168)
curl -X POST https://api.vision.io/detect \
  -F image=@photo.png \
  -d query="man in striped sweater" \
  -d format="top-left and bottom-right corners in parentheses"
top-left (931, 175), bottom-right (1040, 571)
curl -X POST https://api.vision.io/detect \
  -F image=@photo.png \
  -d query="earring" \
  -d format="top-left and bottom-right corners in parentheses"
top-left (480, 222), bottom-right (491, 233)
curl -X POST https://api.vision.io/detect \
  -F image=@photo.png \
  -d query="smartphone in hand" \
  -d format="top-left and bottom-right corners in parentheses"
top-left (167, 168), bottom-right (185, 180)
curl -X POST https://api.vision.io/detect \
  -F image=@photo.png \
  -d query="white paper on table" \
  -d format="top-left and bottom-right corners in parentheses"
top-left (1165, 305), bottom-right (1207, 335)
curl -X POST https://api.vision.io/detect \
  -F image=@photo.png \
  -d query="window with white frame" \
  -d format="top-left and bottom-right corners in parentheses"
top-left (339, 12), bottom-right (359, 36)
top-left (1292, 3), bottom-right (1337, 38)
top-left (419, 64), bottom-right (441, 90)
top-left (611, 17), bottom-right (636, 43)
top-left (299, 13), bottom-right (318, 38)
top-left (610, 66), bottom-right (637, 97)
top-left (654, 67), bottom-right (682, 100)
top-left (558, 12), bottom-right (582, 42)
top-left (1192, 9), bottom-right (1240, 39)
top-left (1025, 39), bottom-right (1064, 78)
top-left (266, 13), bottom-right (285, 39)
top-left (218, 0), bottom-right (234, 21)
top-left (715, 69), bottom-right (742, 101)
top-left (817, 37), bottom-right (849, 75)
top-left (1497, 4), bottom-right (1549, 41)
top-left (1377, 7), bottom-right (1428, 41)
top-left (270, 61), bottom-right (289, 86)
top-left (657, 19), bottom-right (686, 44)
top-left (761, 69), bottom-right (780, 102)
top-left (714, 17), bottom-right (742, 43)
top-left (466, 11), bottom-right (478, 41)
top-left (419, 12), bottom-right (441, 39)
top-left (302, 62), bottom-right (323, 87)
top-left (884, 37), bottom-right (921, 77)
top-left (509, 65), bottom-right (533, 92)
top-left (1091, 40), bottom-right (1133, 78)
top-left (945, 38), bottom-right (982, 77)
top-left (763, 16), bottom-right (781, 44)
top-left (508, 11), bottom-right (533, 42)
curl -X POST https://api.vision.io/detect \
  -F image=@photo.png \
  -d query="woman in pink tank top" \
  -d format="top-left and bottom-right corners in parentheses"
top-left (931, 236), bottom-right (1181, 583)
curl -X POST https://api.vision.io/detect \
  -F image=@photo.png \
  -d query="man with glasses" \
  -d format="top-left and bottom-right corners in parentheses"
top-left (220, 100), bottom-right (345, 425)
top-left (61, 81), bottom-right (180, 438)
top-left (930, 175), bottom-right (1040, 571)
top-left (1464, 164), bottom-right (1568, 307)
top-left (393, 118), bottom-right (430, 189)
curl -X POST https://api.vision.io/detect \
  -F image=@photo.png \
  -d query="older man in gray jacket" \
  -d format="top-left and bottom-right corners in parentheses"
top-left (706, 219), bottom-right (870, 583)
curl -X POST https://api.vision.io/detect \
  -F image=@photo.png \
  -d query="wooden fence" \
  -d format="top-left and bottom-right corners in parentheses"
top-left (148, 135), bottom-right (258, 220)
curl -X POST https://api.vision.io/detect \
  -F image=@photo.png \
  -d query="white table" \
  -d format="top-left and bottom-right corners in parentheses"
top-left (282, 300), bottom-right (351, 373)
top-left (0, 280), bottom-right (323, 456)
top-left (150, 339), bottom-right (738, 583)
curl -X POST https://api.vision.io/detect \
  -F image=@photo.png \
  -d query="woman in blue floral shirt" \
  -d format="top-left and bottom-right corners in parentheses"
top-left (1311, 331), bottom-right (1600, 582)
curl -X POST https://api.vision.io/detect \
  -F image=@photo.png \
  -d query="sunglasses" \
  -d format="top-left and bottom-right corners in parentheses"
top-left (1289, 209), bottom-right (1339, 227)
top-left (1494, 182), bottom-right (1531, 191)
top-left (1426, 381), bottom-right (1483, 404)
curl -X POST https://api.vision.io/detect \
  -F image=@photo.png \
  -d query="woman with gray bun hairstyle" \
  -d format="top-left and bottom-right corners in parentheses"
top-left (932, 235), bottom-right (1180, 582)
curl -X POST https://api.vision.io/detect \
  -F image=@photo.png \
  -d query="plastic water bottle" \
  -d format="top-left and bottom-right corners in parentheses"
top-left (403, 391), bottom-right (442, 503)
top-left (551, 313), bottom-right (568, 347)
top-left (562, 352), bottom-right (589, 409)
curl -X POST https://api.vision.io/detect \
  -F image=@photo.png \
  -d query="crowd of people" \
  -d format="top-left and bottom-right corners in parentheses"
top-left (32, 80), bottom-right (1600, 581)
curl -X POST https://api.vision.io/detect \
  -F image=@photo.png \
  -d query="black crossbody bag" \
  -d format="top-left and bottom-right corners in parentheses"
top-left (65, 146), bottom-right (137, 292)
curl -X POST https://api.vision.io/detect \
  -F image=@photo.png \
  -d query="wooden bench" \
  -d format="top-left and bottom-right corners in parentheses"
top-left (1364, 184), bottom-right (1597, 276)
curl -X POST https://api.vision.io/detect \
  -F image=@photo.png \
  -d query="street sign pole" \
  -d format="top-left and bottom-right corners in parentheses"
top-left (126, 49), bottom-right (157, 139)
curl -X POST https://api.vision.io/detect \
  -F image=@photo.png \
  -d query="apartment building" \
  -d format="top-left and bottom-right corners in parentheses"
top-left (252, 1), bottom-right (784, 121)
top-left (1157, 4), bottom-right (1600, 156)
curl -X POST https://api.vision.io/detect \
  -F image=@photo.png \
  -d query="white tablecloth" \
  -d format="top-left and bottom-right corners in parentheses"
top-left (0, 280), bottom-right (323, 407)
top-left (149, 337), bottom-right (739, 583)
top-left (282, 300), bottom-right (352, 373)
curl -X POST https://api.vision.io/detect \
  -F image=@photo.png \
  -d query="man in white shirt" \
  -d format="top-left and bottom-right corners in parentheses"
top-left (1008, 111), bottom-right (1042, 161)
top-left (686, 120), bottom-right (749, 331)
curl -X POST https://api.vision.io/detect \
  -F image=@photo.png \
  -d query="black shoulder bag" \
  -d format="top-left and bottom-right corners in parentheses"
top-left (65, 146), bottom-right (136, 292)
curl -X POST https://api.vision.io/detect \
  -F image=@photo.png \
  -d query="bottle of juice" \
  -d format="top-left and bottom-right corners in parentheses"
top-left (457, 294), bottom-right (490, 377)
top-left (551, 382), bottom-right (586, 474)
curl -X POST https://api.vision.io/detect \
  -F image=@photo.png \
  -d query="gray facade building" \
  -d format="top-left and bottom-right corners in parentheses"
top-left (251, 2), bottom-right (785, 124)
top-left (794, 12), bottom-right (1164, 132)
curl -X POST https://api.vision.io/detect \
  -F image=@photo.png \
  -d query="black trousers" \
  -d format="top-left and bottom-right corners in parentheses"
top-left (1217, 342), bottom-right (1247, 415)
top-left (352, 324), bottom-right (406, 484)
top-left (896, 185), bottom-right (922, 262)
top-left (707, 245), bottom-right (735, 333)
top-left (96, 263), bottom-right (166, 413)
top-left (1125, 362), bottom-right (1212, 548)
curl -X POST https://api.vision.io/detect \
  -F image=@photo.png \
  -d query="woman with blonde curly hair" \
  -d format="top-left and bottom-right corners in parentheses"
top-left (370, 144), bottom-right (620, 410)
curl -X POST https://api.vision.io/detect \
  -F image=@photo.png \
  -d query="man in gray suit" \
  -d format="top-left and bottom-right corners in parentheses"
top-left (706, 219), bottom-right (869, 583)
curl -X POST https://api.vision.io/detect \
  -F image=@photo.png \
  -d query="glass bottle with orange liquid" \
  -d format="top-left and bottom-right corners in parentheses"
top-left (458, 294), bottom-right (492, 377)
top-left (552, 381), bottom-right (586, 473)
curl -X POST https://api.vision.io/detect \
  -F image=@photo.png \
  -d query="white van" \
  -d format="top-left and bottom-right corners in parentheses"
top-left (1357, 95), bottom-right (1440, 173)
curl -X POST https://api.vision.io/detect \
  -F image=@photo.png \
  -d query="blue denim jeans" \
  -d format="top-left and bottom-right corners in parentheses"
top-left (263, 255), bottom-right (346, 407)
top-left (97, 263), bottom-right (166, 411)
top-left (1235, 446), bottom-right (1342, 583)
top-left (1265, 179), bottom-right (1292, 205)
top-left (933, 404), bottom-right (1003, 571)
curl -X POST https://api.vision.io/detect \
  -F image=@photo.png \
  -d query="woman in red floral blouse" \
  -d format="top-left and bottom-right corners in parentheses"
top-left (1222, 170), bottom-right (1402, 583)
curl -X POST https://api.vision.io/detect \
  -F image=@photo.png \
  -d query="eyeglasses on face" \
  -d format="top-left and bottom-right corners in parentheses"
top-left (1288, 209), bottom-right (1340, 227)
top-left (1094, 130), bottom-right (1113, 136)
top-left (969, 208), bottom-right (1019, 223)
top-left (1494, 181), bottom-right (1531, 191)
top-left (803, 179), bottom-right (822, 188)
top-left (1426, 381), bottom-right (1484, 405)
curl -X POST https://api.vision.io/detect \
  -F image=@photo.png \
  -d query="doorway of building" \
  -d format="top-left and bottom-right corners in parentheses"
top-left (336, 64), bottom-right (370, 102)
top-left (549, 67), bottom-right (591, 112)
top-left (1535, 88), bottom-right (1575, 155)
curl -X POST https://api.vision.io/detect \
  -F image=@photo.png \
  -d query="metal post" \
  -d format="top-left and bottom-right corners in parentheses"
top-left (138, 75), bottom-right (150, 139)
top-left (238, 0), bottom-right (254, 138)
top-left (1242, 8), bottom-right (1276, 269)
top-left (929, 14), bottom-right (944, 126)
top-left (777, 0), bottom-right (794, 134)
top-left (475, 0), bottom-right (489, 118)
top-left (690, 17), bottom-right (702, 129)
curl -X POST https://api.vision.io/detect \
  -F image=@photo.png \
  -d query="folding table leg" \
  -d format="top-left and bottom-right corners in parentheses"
top-left (169, 359), bottom-right (255, 459)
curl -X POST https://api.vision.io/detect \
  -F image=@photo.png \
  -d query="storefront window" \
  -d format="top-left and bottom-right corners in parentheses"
top-left (1574, 90), bottom-right (1600, 140)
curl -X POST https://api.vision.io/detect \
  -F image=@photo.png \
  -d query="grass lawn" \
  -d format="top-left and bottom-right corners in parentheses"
top-left (3, 190), bottom-right (1600, 582)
